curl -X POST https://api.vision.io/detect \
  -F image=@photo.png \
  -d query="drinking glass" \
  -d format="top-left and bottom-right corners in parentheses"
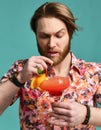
top-left (39, 76), bottom-right (70, 96)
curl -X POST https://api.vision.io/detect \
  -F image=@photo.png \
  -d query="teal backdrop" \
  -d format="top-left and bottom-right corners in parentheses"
top-left (0, 0), bottom-right (101, 130)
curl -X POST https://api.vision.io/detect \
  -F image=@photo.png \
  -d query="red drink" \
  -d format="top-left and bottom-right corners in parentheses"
top-left (39, 76), bottom-right (70, 96)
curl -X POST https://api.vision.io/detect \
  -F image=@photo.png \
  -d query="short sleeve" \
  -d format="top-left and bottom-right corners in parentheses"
top-left (0, 59), bottom-right (27, 105)
top-left (95, 68), bottom-right (101, 105)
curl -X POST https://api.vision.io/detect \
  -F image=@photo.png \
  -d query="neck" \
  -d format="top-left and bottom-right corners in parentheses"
top-left (53, 52), bottom-right (71, 77)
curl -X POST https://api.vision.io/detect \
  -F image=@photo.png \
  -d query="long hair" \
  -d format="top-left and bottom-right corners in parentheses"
top-left (30, 2), bottom-right (79, 38)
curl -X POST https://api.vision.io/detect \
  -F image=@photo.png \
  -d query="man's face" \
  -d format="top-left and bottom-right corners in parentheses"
top-left (36, 17), bottom-right (70, 65)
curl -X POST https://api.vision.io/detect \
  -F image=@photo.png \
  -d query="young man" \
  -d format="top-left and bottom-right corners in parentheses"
top-left (0, 2), bottom-right (101, 130)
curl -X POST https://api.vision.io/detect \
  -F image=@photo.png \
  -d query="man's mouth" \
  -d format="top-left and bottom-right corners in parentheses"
top-left (47, 51), bottom-right (58, 57)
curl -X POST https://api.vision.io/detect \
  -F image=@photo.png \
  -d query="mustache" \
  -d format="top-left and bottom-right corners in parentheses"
top-left (46, 48), bottom-right (60, 52)
top-left (37, 42), bottom-right (61, 55)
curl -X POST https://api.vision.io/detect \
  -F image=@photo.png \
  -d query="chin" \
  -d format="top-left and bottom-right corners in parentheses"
top-left (52, 59), bottom-right (61, 66)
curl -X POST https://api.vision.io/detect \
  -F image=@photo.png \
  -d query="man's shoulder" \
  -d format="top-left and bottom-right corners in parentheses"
top-left (8, 59), bottom-right (28, 73)
top-left (75, 57), bottom-right (101, 73)
top-left (76, 57), bottom-right (101, 68)
top-left (13, 59), bottom-right (28, 65)
top-left (82, 60), bottom-right (101, 74)
top-left (86, 61), bottom-right (101, 68)
top-left (0, 59), bottom-right (28, 81)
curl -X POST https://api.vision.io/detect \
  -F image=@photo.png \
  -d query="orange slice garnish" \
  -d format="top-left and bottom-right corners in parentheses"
top-left (30, 73), bottom-right (47, 90)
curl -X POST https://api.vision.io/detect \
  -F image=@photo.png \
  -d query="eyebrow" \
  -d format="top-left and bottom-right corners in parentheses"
top-left (38, 28), bottom-right (66, 35)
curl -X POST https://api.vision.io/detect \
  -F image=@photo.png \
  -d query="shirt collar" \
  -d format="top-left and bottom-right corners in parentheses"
top-left (70, 52), bottom-right (85, 76)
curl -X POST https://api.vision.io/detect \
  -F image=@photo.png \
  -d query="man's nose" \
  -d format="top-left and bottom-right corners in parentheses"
top-left (48, 37), bottom-right (56, 48)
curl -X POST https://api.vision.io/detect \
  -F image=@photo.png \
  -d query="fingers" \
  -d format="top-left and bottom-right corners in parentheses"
top-left (51, 101), bottom-right (72, 110)
top-left (47, 116), bottom-right (70, 127)
top-left (51, 107), bottom-right (71, 117)
top-left (39, 56), bottom-right (53, 65)
top-left (29, 56), bottom-right (53, 71)
top-left (47, 117), bottom-right (70, 127)
top-left (48, 101), bottom-right (86, 127)
top-left (31, 56), bottom-right (53, 75)
top-left (49, 112), bottom-right (71, 121)
top-left (21, 56), bottom-right (53, 81)
top-left (47, 101), bottom-right (73, 127)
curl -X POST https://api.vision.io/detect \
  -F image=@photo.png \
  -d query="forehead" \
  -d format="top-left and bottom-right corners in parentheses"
top-left (37, 17), bottom-right (67, 33)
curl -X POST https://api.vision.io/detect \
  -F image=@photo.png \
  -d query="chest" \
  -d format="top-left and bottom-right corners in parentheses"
top-left (20, 71), bottom-right (98, 112)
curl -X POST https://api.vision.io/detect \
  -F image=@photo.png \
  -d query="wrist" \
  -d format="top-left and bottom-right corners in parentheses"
top-left (9, 72), bottom-right (25, 88)
top-left (16, 72), bottom-right (25, 84)
top-left (82, 105), bottom-right (90, 125)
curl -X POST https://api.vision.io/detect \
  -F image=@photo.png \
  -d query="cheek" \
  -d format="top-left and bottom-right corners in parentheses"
top-left (59, 39), bottom-right (69, 50)
top-left (38, 38), bottom-right (48, 47)
top-left (62, 36), bottom-right (70, 47)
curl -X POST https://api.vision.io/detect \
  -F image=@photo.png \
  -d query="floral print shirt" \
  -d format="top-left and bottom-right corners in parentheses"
top-left (1, 53), bottom-right (101, 130)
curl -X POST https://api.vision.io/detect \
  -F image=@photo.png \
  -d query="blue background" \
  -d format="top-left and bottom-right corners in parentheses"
top-left (0, 0), bottom-right (101, 129)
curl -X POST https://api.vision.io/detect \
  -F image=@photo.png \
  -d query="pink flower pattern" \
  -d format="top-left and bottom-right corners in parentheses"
top-left (1, 53), bottom-right (101, 130)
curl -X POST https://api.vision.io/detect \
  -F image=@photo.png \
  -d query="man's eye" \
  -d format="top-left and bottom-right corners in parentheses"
top-left (56, 34), bottom-right (64, 38)
top-left (40, 35), bottom-right (49, 38)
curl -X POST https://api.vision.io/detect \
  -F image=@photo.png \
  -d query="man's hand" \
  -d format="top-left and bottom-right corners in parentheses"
top-left (17, 56), bottom-right (53, 83)
top-left (48, 100), bottom-right (86, 127)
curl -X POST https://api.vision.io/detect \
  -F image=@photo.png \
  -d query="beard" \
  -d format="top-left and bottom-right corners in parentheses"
top-left (37, 41), bottom-right (70, 66)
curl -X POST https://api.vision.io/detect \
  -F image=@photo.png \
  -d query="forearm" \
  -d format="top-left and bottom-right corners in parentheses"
top-left (89, 106), bottom-right (101, 126)
top-left (0, 80), bottom-right (19, 115)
